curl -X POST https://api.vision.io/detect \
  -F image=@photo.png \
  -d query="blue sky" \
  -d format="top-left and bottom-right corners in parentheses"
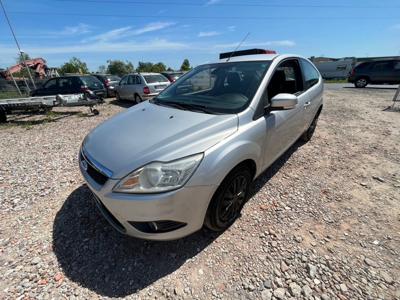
top-left (1, 0), bottom-right (399, 71)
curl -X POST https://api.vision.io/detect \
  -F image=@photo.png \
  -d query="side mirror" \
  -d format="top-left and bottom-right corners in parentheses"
top-left (270, 93), bottom-right (298, 110)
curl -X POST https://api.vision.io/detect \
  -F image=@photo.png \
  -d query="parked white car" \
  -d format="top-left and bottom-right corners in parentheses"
top-left (115, 73), bottom-right (170, 103)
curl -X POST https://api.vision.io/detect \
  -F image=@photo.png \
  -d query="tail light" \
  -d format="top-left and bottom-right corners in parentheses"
top-left (350, 69), bottom-right (355, 76)
top-left (80, 86), bottom-right (89, 93)
top-left (104, 79), bottom-right (110, 87)
top-left (143, 86), bottom-right (150, 94)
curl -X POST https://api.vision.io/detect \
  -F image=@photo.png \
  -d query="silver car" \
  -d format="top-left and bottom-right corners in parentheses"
top-left (79, 50), bottom-right (323, 240)
top-left (115, 72), bottom-right (170, 103)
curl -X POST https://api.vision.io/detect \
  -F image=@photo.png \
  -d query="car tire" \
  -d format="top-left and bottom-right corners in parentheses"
top-left (205, 166), bottom-right (252, 231)
top-left (355, 77), bottom-right (368, 88)
top-left (301, 109), bottom-right (321, 142)
top-left (135, 94), bottom-right (142, 104)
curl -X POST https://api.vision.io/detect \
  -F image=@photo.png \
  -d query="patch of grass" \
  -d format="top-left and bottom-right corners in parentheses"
top-left (0, 91), bottom-right (27, 100)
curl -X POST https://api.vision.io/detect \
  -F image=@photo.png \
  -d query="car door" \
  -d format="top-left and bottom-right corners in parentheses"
top-left (124, 75), bottom-right (136, 100)
top-left (369, 61), bottom-right (393, 83)
top-left (117, 76), bottom-right (128, 98)
top-left (390, 61), bottom-right (400, 84)
top-left (38, 78), bottom-right (60, 95)
top-left (299, 58), bottom-right (323, 127)
top-left (261, 59), bottom-right (307, 169)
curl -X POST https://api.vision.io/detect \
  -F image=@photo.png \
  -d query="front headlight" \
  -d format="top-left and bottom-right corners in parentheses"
top-left (113, 153), bottom-right (203, 194)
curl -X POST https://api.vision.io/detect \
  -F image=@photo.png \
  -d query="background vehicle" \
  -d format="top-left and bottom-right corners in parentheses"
top-left (161, 71), bottom-right (184, 82)
top-left (80, 49), bottom-right (324, 240)
top-left (93, 74), bottom-right (121, 97)
top-left (348, 60), bottom-right (400, 88)
top-left (31, 75), bottom-right (106, 98)
top-left (115, 72), bottom-right (170, 103)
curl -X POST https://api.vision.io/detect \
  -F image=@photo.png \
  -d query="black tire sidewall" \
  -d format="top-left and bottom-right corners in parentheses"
top-left (205, 167), bottom-right (252, 231)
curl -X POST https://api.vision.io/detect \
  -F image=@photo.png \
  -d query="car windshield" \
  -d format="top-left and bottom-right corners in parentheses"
top-left (153, 61), bottom-right (271, 114)
top-left (81, 76), bottom-right (103, 89)
top-left (144, 75), bottom-right (168, 83)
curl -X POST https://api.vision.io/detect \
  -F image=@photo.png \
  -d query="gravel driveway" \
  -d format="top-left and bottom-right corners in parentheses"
top-left (0, 87), bottom-right (399, 299)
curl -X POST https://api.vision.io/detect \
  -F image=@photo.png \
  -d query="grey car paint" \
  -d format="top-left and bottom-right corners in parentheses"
top-left (80, 54), bottom-right (323, 240)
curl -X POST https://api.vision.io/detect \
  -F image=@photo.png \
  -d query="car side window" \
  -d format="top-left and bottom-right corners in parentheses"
top-left (300, 59), bottom-right (320, 90)
top-left (127, 75), bottom-right (135, 85)
top-left (372, 62), bottom-right (392, 71)
top-left (135, 75), bottom-right (142, 84)
top-left (120, 76), bottom-right (128, 85)
top-left (393, 62), bottom-right (400, 70)
top-left (267, 59), bottom-right (304, 101)
top-left (44, 79), bottom-right (58, 89)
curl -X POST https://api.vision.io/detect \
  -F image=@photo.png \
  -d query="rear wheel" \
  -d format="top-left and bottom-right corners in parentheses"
top-left (135, 94), bottom-right (142, 104)
top-left (205, 166), bottom-right (252, 231)
top-left (0, 110), bottom-right (7, 123)
top-left (355, 77), bottom-right (368, 88)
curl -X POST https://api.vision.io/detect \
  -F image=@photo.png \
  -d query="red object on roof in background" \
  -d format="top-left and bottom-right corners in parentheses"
top-left (219, 48), bottom-right (277, 59)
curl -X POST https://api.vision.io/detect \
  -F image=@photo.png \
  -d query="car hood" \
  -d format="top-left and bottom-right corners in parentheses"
top-left (83, 101), bottom-right (238, 179)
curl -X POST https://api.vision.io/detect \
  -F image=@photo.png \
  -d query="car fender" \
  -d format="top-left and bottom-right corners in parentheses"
top-left (187, 135), bottom-right (262, 188)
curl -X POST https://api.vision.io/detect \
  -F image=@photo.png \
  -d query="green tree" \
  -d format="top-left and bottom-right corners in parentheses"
top-left (136, 61), bottom-right (154, 72)
top-left (97, 65), bottom-right (106, 74)
top-left (16, 52), bottom-right (31, 63)
top-left (152, 62), bottom-right (167, 73)
top-left (180, 59), bottom-right (191, 71)
top-left (167, 67), bottom-right (174, 71)
top-left (59, 57), bottom-right (89, 75)
top-left (106, 60), bottom-right (134, 76)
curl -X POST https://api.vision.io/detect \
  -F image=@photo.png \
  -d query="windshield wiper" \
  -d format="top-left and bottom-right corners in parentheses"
top-left (158, 101), bottom-right (217, 114)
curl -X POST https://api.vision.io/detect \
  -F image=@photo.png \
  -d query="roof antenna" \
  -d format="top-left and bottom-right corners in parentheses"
top-left (226, 32), bottom-right (250, 62)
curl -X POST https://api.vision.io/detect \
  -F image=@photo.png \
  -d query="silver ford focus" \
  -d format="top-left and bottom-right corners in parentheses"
top-left (79, 49), bottom-right (323, 240)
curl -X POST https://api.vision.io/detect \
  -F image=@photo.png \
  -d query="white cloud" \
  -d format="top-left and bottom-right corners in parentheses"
top-left (214, 40), bottom-right (296, 49)
top-left (205, 0), bottom-right (221, 5)
top-left (227, 26), bottom-right (236, 32)
top-left (0, 39), bottom-right (188, 56)
top-left (198, 31), bottom-right (221, 37)
top-left (86, 22), bottom-right (175, 42)
top-left (86, 26), bottom-right (132, 42)
top-left (133, 22), bottom-right (174, 35)
top-left (60, 23), bottom-right (91, 35)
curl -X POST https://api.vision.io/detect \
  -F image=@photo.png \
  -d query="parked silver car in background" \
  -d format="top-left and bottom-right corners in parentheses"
top-left (115, 72), bottom-right (170, 103)
top-left (79, 49), bottom-right (323, 240)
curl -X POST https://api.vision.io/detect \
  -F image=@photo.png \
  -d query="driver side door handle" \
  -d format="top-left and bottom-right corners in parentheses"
top-left (304, 101), bottom-right (311, 108)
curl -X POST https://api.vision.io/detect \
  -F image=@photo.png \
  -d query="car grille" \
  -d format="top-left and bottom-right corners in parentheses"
top-left (80, 151), bottom-right (108, 186)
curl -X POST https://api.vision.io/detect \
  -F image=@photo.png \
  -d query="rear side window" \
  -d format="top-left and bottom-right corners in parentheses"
top-left (300, 59), bottom-right (320, 90)
top-left (355, 62), bottom-right (371, 70)
top-left (144, 75), bottom-right (168, 83)
top-left (80, 76), bottom-right (103, 89)
top-left (44, 79), bottom-right (58, 89)
top-left (108, 75), bottom-right (121, 81)
top-left (371, 62), bottom-right (392, 71)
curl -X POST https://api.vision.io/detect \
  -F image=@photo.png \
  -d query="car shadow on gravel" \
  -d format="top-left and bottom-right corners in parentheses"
top-left (53, 185), bottom-right (219, 297)
top-left (109, 99), bottom-right (136, 108)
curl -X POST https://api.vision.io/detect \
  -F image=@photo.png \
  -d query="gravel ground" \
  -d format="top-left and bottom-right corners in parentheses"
top-left (0, 86), bottom-right (399, 299)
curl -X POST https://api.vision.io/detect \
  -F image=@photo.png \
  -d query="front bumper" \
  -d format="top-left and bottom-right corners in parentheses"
top-left (79, 154), bottom-right (216, 240)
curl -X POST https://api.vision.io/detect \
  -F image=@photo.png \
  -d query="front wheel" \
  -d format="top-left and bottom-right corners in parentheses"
top-left (355, 77), bottom-right (368, 88)
top-left (205, 166), bottom-right (252, 231)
